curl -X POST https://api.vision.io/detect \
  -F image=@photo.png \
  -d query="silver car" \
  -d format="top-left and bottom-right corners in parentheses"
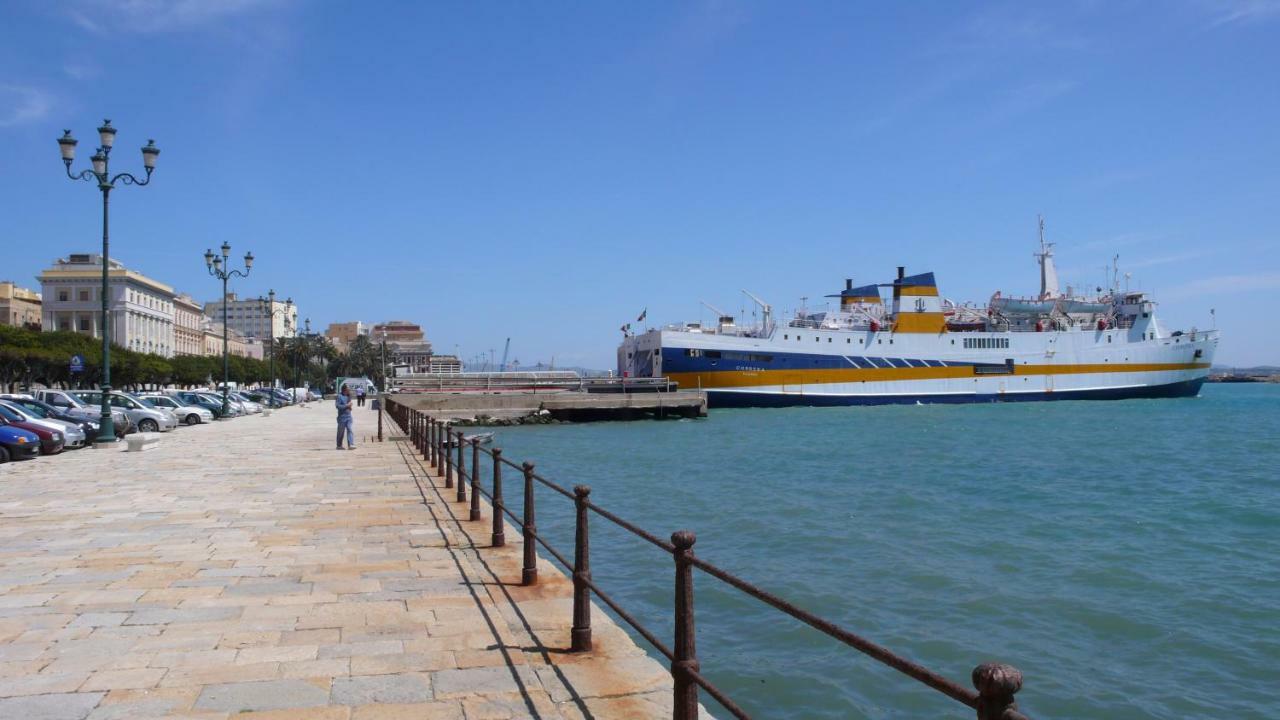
top-left (70, 391), bottom-right (178, 433)
top-left (0, 400), bottom-right (86, 449)
top-left (198, 392), bottom-right (245, 417)
top-left (139, 394), bottom-right (214, 426)
top-left (33, 389), bottom-right (133, 435)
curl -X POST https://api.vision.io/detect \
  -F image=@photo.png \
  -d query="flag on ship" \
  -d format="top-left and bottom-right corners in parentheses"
top-left (637, 308), bottom-right (647, 322)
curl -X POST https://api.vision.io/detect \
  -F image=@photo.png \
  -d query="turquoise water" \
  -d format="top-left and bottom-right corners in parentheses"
top-left (485, 384), bottom-right (1279, 719)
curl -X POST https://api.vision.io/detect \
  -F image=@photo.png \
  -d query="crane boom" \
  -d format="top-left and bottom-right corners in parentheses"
top-left (500, 338), bottom-right (510, 372)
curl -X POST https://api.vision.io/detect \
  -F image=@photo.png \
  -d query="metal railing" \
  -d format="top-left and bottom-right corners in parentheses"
top-left (386, 400), bottom-right (1031, 720)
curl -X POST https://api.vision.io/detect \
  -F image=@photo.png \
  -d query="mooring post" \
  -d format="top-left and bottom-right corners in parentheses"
top-left (491, 449), bottom-right (505, 547)
top-left (455, 431), bottom-right (467, 503)
top-left (571, 484), bottom-right (593, 652)
top-left (973, 663), bottom-right (1023, 720)
top-left (429, 418), bottom-right (436, 466)
top-left (469, 438), bottom-right (482, 521)
top-left (443, 424), bottom-right (453, 488)
top-left (671, 530), bottom-right (699, 720)
top-left (521, 462), bottom-right (538, 585)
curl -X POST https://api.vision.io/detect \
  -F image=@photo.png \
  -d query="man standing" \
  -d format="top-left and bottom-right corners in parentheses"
top-left (356, 384), bottom-right (366, 407)
top-left (336, 386), bottom-right (355, 450)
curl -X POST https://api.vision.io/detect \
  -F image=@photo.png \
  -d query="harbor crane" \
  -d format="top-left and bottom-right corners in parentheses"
top-left (741, 289), bottom-right (774, 333)
top-left (500, 338), bottom-right (510, 372)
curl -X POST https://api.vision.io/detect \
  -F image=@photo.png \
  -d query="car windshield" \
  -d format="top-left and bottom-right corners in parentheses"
top-left (130, 395), bottom-right (158, 408)
top-left (19, 403), bottom-right (50, 418)
top-left (0, 405), bottom-right (22, 422)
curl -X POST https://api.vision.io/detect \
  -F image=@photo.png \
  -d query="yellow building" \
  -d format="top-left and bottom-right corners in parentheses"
top-left (0, 281), bottom-right (42, 329)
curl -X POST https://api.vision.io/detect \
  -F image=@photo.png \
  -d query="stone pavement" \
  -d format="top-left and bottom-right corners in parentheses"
top-left (0, 404), bottom-right (674, 719)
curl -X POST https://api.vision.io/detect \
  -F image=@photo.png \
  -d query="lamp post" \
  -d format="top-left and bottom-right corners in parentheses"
top-left (293, 318), bottom-right (312, 404)
top-left (204, 243), bottom-right (254, 418)
top-left (58, 121), bottom-right (159, 445)
top-left (257, 290), bottom-right (293, 408)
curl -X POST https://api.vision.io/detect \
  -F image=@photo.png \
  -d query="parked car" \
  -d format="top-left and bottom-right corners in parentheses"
top-left (69, 391), bottom-right (178, 433)
top-left (138, 394), bottom-right (214, 425)
top-left (228, 392), bottom-right (264, 414)
top-left (0, 404), bottom-right (65, 454)
top-left (32, 389), bottom-right (133, 436)
top-left (165, 391), bottom-right (227, 419)
top-left (199, 392), bottom-right (246, 417)
top-left (0, 400), bottom-right (87, 449)
top-left (0, 396), bottom-right (101, 439)
top-left (256, 388), bottom-right (293, 406)
top-left (0, 419), bottom-right (41, 462)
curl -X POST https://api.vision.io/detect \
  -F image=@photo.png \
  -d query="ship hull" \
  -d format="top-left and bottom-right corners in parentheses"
top-left (619, 325), bottom-right (1218, 409)
top-left (704, 377), bottom-right (1206, 407)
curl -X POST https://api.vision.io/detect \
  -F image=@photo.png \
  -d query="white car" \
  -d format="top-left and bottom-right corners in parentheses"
top-left (139, 394), bottom-right (214, 426)
top-left (70, 391), bottom-right (179, 433)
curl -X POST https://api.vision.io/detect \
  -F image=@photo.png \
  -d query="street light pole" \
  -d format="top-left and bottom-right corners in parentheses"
top-left (258, 290), bottom-right (293, 409)
top-left (204, 242), bottom-right (253, 418)
top-left (58, 121), bottom-right (159, 445)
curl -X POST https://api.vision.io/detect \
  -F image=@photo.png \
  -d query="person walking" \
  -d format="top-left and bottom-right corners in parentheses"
top-left (356, 385), bottom-right (366, 407)
top-left (336, 386), bottom-right (355, 450)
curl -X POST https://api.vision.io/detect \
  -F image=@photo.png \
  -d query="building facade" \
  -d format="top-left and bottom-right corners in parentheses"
top-left (204, 293), bottom-right (298, 343)
top-left (371, 320), bottom-right (427, 345)
top-left (202, 320), bottom-right (249, 358)
top-left (173, 293), bottom-right (205, 356)
top-left (0, 282), bottom-right (42, 329)
top-left (325, 321), bottom-right (366, 353)
top-left (39, 254), bottom-right (176, 357)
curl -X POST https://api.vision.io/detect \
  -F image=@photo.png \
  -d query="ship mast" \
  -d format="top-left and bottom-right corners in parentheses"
top-left (1035, 214), bottom-right (1060, 300)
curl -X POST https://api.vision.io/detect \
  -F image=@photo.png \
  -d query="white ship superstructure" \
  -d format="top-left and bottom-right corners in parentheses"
top-left (618, 227), bottom-right (1218, 406)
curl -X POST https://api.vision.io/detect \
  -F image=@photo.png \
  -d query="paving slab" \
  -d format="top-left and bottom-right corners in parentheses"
top-left (0, 405), bottom-right (677, 718)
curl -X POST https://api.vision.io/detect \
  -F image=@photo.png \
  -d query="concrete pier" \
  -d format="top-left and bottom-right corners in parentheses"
top-left (0, 406), bottom-right (674, 719)
top-left (392, 390), bottom-right (708, 423)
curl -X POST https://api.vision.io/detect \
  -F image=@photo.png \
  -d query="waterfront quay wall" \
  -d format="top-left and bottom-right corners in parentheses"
top-left (391, 388), bottom-right (708, 423)
top-left (387, 399), bottom-right (1035, 720)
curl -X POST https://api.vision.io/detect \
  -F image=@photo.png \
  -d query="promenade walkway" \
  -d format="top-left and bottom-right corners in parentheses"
top-left (0, 404), bottom-right (672, 719)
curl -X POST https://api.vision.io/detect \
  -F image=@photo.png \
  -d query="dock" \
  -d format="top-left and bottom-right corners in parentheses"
top-left (0, 406), bottom-right (675, 719)
top-left (388, 375), bottom-right (708, 422)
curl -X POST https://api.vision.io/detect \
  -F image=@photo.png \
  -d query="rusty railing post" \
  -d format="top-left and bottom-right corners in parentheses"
top-left (571, 484), bottom-right (593, 652)
top-left (443, 424), bottom-right (453, 488)
top-left (973, 663), bottom-right (1022, 720)
top-left (469, 438), bottom-right (482, 521)
top-left (491, 449), bottom-right (505, 547)
top-left (429, 418), bottom-right (436, 466)
top-left (455, 431), bottom-right (467, 503)
top-left (521, 462), bottom-right (537, 585)
top-left (671, 530), bottom-right (699, 720)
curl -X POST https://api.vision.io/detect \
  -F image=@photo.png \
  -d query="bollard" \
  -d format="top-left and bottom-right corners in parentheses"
top-left (469, 439), bottom-right (482, 521)
top-left (671, 530), bottom-right (699, 720)
top-left (973, 663), bottom-right (1022, 720)
top-left (443, 424), bottom-right (453, 489)
top-left (455, 431), bottom-right (467, 504)
top-left (491, 449), bottom-right (505, 547)
top-left (376, 398), bottom-right (382, 442)
top-left (430, 418), bottom-right (437, 467)
top-left (571, 485), bottom-right (593, 652)
top-left (521, 462), bottom-right (538, 586)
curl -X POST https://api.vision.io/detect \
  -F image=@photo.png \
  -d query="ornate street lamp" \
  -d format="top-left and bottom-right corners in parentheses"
top-left (257, 290), bottom-right (293, 408)
top-left (58, 121), bottom-right (159, 445)
top-left (204, 243), bottom-right (253, 418)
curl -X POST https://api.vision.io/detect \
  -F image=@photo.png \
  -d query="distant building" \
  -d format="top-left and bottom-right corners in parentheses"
top-left (325, 321), bottom-right (366, 353)
top-left (202, 319), bottom-right (249, 358)
top-left (173, 293), bottom-right (205, 356)
top-left (39, 254), bottom-right (176, 357)
top-left (425, 354), bottom-right (462, 374)
top-left (371, 320), bottom-right (426, 345)
top-left (0, 281), bottom-right (42, 329)
top-left (244, 338), bottom-right (266, 361)
top-left (204, 293), bottom-right (298, 343)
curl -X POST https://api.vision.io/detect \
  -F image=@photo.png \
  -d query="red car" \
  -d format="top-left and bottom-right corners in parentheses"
top-left (0, 404), bottom-right (64, 455)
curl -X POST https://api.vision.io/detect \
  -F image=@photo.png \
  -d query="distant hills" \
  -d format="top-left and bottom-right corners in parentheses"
top-left (1212, 366), bottom-right (1280, 374)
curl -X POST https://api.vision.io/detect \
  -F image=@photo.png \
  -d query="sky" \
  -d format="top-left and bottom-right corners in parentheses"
top-left (1, 0), bottom-right (1278, 369)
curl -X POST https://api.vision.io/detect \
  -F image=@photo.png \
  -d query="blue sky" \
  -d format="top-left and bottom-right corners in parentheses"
top-left (2, 0), bottom-right (1277, 368)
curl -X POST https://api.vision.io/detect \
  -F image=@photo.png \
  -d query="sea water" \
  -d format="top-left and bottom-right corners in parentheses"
top-left (486, 384), bottom-right (1278, 719)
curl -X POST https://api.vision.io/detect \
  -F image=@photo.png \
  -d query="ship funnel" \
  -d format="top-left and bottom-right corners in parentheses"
top-left (846, 278), bottom-right (853, 290)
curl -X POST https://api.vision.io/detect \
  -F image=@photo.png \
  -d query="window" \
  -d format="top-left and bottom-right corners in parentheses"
top-left (79, 290), bottom-right (89, 302)
top-left (59, 290), bottom-right (69, 302)
top-left (784, 335), bottom-right (788, 340)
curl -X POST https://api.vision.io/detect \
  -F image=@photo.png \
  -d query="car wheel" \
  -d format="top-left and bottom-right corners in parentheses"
top-left (0, 446), bottom-right (9, 464)
top-left (139, 419), bottom-right (159, 433)
top-left (185, 414), bottom-right (201, 426)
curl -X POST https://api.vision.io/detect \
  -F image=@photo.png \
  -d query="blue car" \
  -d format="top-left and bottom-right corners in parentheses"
top-left (0, 419), bottom-right (41, 462)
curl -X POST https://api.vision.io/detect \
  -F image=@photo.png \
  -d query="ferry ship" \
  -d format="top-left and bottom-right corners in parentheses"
top-left (618, 228), bottom-right (1218, 406)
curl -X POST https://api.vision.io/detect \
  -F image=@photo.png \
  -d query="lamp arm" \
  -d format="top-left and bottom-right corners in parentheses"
top-left (227, 268), bottom-right (251, 280)
top-left (66, 166), bottom-right (102, 183)
top-left (112, 168), bottom-right (153, 187)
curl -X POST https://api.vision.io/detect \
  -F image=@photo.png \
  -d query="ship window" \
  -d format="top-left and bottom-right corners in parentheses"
top-left (859, 339), bottom-right (863, 344)
top-left (828, 338), bottom-right (832, 343)
top-left (1108, 336), bottom-right (1112, 343)
top-left (705, 351), bottom-right (721, 359)
top-left (846, 339), bottom-right (850, 344)
top-left (816, 337), bottom-right (820, 342)
top-left (877, 339), bottom-right (882, 344)
top-left (784, 335), bottom-right (788, 340)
